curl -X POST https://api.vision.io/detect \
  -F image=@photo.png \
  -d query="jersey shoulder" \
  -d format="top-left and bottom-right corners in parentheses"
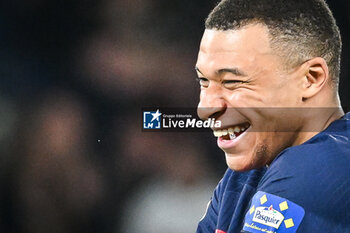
top-left (261, 112), bottom-right (350, 191)
top-left (257, 113), bottom-right (350, 230)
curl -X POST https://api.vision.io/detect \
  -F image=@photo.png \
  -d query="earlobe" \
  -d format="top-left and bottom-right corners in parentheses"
top-left (302, 58), bottom-right (329, 101)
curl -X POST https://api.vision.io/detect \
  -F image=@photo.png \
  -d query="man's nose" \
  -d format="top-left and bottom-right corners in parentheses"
top-left (197, 88), bottom-right (226, 120)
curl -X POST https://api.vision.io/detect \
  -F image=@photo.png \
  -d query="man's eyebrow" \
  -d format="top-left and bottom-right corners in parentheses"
top-left (195, 67), bottom-right (247, 77)
top-left (217, 68), bottom-right (247, 77)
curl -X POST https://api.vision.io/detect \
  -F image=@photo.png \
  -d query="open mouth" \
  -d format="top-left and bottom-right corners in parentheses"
top-left (213, 122), bottom-right (250, 140)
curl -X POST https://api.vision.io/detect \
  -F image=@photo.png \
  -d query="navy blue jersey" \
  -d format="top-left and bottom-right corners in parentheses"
top-left (197, 112), bottom-right (350, 233)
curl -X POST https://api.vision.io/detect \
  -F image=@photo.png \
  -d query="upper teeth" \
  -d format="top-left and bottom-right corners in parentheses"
top-left (213, 125), bottom-right (247, 137)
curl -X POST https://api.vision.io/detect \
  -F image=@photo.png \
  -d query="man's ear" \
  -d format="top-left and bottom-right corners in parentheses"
top-left (301, 57), bottom-right (329, 101)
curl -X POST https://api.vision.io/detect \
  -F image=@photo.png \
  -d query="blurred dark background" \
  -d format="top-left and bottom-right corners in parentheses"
top-left (0, 0), bottom-right (348, 232)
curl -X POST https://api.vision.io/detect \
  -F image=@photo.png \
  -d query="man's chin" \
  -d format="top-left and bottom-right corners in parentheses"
top-left (224, 148), bottom-right (269, 172)
top-left (224, 152), bottom-right (254, 172)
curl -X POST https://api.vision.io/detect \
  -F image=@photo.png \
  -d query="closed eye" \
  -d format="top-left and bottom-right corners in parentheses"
top-left (196, 77), bottom-right (209, 88)
top-left (222, 80), bottom-right (248, 89)
top-left (222, 80), bottom-right (245, 84)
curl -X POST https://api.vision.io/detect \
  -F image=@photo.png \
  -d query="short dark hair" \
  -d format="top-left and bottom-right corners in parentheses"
top-left (205, 0), bottom-right (342, 86)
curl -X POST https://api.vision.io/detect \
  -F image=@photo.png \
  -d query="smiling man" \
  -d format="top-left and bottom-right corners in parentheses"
top-left (195, 0), bottom-right (350, 233)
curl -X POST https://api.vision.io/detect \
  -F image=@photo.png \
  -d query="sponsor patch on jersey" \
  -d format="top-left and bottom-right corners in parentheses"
top-left (243, 191), bottom-right (304, 233)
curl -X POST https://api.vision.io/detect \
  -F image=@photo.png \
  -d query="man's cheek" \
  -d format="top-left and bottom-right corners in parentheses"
top-left (198, 90), bottom-right (208, 106)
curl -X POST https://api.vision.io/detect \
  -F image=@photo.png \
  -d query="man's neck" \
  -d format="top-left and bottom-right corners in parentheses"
top-left (292, 107), bottom-right (344, 146)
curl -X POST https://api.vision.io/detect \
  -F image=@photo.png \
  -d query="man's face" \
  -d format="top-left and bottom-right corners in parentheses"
top-left (196, 24), bottom-right (306, 171)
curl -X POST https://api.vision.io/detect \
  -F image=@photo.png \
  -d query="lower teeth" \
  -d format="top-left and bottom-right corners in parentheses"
top-left (229, 133), bottom-right (236, 140)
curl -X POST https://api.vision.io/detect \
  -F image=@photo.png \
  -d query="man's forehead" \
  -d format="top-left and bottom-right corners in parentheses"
top-left (196, 24), bottom-right (274, 74)
top-left (199, 24), bottom-right (271, 54)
